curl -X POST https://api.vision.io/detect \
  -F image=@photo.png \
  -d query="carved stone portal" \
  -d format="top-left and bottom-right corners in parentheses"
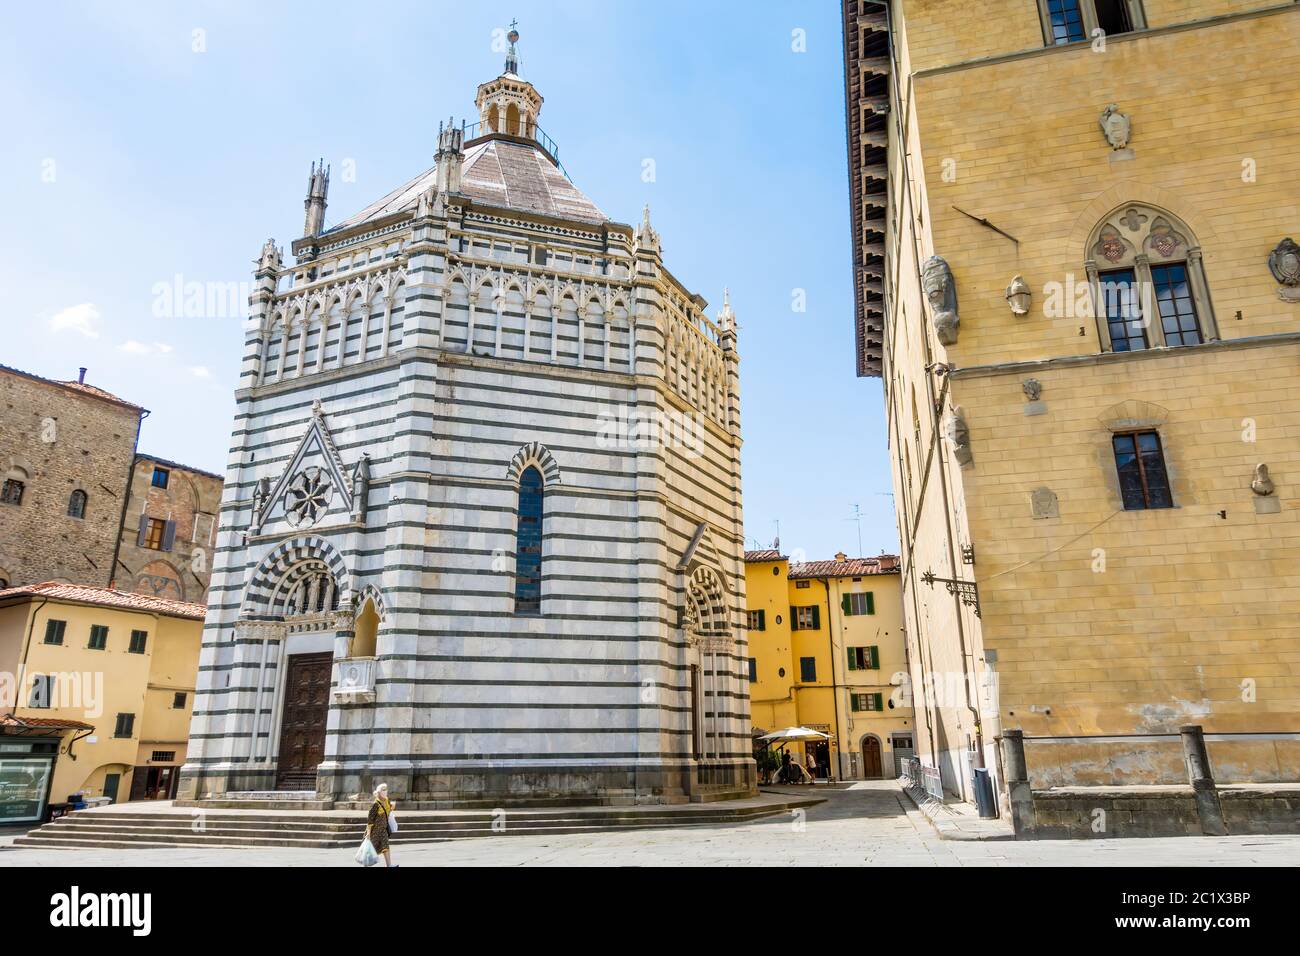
top-left (922, 255), bottom-right (959, 345)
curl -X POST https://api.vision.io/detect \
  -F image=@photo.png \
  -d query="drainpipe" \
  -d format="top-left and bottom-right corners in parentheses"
top-left (821, 578), bottom-right (845, 782)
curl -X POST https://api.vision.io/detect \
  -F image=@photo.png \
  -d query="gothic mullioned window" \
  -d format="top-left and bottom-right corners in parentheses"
top-left (1085, 205), bottom-right (1217, 353)
top-left (514, 466), bottom-right (544, 614)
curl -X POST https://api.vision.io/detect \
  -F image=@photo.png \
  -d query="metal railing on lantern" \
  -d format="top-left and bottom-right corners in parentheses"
top-left (460, 120), bottom-right (569, 179)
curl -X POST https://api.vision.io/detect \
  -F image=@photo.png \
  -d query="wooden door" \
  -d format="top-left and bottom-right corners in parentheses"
top-left (862, 736), bottom-right (883, 778)
top-left (276, 652), bottom-right (332, 790)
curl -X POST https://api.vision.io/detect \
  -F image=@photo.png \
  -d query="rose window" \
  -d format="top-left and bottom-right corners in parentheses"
top-left (285, 467), bottom-right (333, 527)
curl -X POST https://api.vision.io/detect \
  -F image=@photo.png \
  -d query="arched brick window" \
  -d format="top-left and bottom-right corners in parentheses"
top-left (67, 489), bottom-right (88, 519)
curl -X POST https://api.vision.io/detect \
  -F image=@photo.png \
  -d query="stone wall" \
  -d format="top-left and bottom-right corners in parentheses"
top-left (0, 367), bottom-right (142, 588)
top-left (116, 456), bottom-right (223, 602)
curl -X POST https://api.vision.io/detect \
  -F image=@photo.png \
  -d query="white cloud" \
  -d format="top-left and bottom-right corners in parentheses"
top-left (49, 303), bottom-right (102, 338)
top-left (119, 340), bottom-right (152, 354)
top-left (154, 342), bottom-right (174, 354)
top-left (190, 365), bottom-right (212, 379)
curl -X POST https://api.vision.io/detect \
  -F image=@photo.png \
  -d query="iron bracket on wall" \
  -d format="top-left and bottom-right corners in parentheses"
top-left (920, 569), bottom-right (981, 618)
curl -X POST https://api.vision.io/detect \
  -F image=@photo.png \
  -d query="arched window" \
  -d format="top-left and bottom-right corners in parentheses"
top-left (1085, 204), bottom-right (1217, 353)
top-left (67, 489), bottom-right (87, 519)
top-left (514, 466), bottom-right (544, 614)
top-left (1, 479), bottom-right (23, 506)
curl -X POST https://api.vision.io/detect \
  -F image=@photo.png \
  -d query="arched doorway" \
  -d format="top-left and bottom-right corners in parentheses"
top-left (861, 735), bottom-right (883, 779)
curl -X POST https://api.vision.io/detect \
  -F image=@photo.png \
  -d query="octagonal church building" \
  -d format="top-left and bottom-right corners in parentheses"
top-left (179, 36), bottom-right (753, 806)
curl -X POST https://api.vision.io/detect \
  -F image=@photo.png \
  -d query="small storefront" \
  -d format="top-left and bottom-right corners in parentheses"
top-left (0, 716), bottom-right (92, 825)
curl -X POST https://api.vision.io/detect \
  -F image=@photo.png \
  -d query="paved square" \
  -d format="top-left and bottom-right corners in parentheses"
top-left (1, 782), bottom-right (1295, 866)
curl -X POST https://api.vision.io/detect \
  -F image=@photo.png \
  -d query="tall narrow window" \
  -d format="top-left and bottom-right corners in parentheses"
top-left (1098, 269), bottom-right (1147, 352)
top-left (513, 465), bottom-right (544, 614)
top-left (1150, 264), bottom-right (1202, 346)
top-left (67, 489), bottom-right (87, 518)
top-left (1113, 431), bottom-right (1173, 510)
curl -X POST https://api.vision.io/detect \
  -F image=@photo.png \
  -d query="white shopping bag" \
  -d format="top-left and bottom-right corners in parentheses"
top-left (355, 837), bottom-right (380, 866)
top-left (387, 810), bottom-right (398, 834)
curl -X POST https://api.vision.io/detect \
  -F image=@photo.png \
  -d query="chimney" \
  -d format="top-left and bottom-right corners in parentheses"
top-left (78, 367), bottom-right (87, 384)
top-left (835, 551), bottom-right (848, 562)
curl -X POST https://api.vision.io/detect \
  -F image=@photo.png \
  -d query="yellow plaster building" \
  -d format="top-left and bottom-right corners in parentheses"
top-left (843, 0), bottom-right (1300, 803)
top-left (745, 551), bottom-right (914, 779)
top-left (0, 583), bottom-right (204, 822)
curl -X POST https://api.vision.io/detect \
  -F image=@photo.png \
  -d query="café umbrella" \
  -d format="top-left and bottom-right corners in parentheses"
top-left (759, 726), bottom-right (831, 744)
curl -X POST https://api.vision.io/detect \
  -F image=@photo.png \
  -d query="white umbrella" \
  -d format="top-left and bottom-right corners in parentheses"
top-left (758, 726), bottom-right (831, 743)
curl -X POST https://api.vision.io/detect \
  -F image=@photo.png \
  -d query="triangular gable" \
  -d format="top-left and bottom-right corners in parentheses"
top-left (257, 400), bottom-right (354, 533)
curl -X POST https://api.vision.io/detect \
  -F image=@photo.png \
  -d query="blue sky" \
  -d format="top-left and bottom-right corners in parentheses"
top-left (0, 0), bottom-right (895, 561)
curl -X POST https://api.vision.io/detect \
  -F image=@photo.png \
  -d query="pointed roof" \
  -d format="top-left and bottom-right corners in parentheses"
top-left (329, 138), bottom-right (606, 234)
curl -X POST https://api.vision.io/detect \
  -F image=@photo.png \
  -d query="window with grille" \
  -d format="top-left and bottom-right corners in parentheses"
top-left (151, 751), bottom-right (176, 763)
top-left (1, 479), bottom-right (24, 505)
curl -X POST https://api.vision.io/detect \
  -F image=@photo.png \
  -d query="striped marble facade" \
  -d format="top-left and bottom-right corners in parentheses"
top-left (179, 90), bottom-right (752, 805)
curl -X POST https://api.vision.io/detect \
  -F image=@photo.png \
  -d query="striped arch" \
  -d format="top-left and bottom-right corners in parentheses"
top-left (355, 583), bottom-right (388, 621)
top-left (241, 535), bottom-right (351, 615)
top-left (505, 441), bottom-right (561, 486)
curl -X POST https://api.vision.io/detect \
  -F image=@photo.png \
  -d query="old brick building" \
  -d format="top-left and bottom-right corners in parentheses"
top-left (116, 455), bottom-right (223, 603)
top-left (0, 365), bottom-right (145, 589)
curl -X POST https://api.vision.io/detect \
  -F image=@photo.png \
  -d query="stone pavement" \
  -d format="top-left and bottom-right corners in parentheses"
top-left (897, 780), bottom-right (1017, 840)
top-left (0, 780), bottom-right (1295, 866)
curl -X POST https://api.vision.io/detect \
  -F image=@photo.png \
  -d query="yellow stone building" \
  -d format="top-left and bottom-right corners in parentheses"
top-left (745, 551), bottom-right (914, 779)
top-left (843, 0), bottom-right (1300, 803)
top-left (0, 583), bottom-right (203, 821)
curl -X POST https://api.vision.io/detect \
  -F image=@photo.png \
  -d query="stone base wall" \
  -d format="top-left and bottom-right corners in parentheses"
top-left (180, 759), bottom-right (757, 808)
top-left (1009, 784), bottom-right (1300, 839)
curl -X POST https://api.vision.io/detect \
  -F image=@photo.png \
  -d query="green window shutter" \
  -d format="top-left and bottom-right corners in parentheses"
top-left (867, 592), bottom-right (875, 615)
top-left (869, 645), bottom-right (879, 669)
top-left (811, 605), bottom-right (820, 629)
top-left (789, 606), bottom-right (797, 630)
top-left (758, 609), bottom-right (766, 631)
top-left (872, 693), bottom-right (883, 711)
top-left (841, 594), bottom-right (851, 615)
top-left (846, 648), bottom-right (857, 671)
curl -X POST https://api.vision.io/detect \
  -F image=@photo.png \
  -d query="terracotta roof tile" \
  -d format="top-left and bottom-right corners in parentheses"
top-left (0, 363), bottom-right (145, 412)
top-left (744, 549), bottom-right (785, 562)
top-left (0, 582), bottom-right (206, 620)
top-left (788, 555), bottom-right (900, 579)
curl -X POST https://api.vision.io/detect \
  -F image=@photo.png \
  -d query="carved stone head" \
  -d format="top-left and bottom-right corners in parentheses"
top-left (922, 255), bottom-right (959, 345)
top-left (1099, 104), bottom-right (1131, 149)
top-left (1022, 378), bottom-right (1042, 402)
top-left (944, 405), bottom-right (972, 466)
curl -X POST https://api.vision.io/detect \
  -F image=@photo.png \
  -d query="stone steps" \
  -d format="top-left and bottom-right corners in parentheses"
top-left (12, 797), bottom-right (822, 850)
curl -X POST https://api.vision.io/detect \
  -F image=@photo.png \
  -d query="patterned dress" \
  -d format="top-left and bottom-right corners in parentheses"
top-left (367, 798), bottom-right (391, 853)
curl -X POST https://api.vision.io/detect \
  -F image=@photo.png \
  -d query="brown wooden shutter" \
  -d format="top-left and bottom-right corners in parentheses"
top-left (161, 520), bottom-right (177, 551)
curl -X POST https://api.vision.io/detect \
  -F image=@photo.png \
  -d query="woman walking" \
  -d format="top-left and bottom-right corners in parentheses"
top-left (367, 782), bottom-right (398, 867)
